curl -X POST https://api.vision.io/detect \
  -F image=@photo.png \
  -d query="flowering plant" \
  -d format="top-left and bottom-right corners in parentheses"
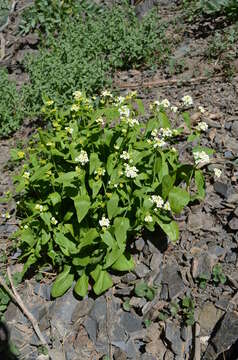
top-left (12, 91), bottom-right (210, 297)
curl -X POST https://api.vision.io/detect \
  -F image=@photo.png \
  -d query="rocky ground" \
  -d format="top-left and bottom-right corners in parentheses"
top-left (0, 0), bottom-right (238, 359)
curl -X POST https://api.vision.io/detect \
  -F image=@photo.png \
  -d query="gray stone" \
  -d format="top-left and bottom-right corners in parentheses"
top-left (228, 216), bottom-right (238, 230)
top-left (34, 283), bottom-right (51, 301)
top-left (120, 312), bottom-right (143, 333)
top-left (71, 297), bottom-right (94, 322)
top-left (198, 302), bottom-right (224, 336)
top-left (48, 349), bottom-right (66, 360)
top-left (111, 339), bottom-right (139, 359)
top-left (208, 245), bottom-right (226, 258)
top-left (135, 237), bottom-right (145, 251)
top-left (231, 120), bottom-right (238, 137)
top-left (165, 321), bottom-right (184, 355)
top-left (133, 263), bottom-right (151, 278)
top-left (204, 311), bottom-right (238, 359)
top-left (89, 296), bottom-right (107, 321)
top-left (160, 283), bottom-right (169, 300)
top-left (150, 252), bottom-right (163, 271)
top-left (84, 316), bottom-right (97, 343)
top-left (188, 212), bottom-right (214, 232)
top-left (50, 288), bottom-right (79, 324)
top-left (192, 252), bottom-right (217, 279)
top-left (163, 350), bottom-right (174, 360)
top-left (162, 263), bottom-right (185, 300)
top-left (113, 347), bottom-right (127, 360)
top-left (213, 182), bottom-right (229, 198)
top-left (115, 284), bottom-right (134, 296)
top-left (121, 272), bottom-right (137, 283)
top-left (141, 354), bottom-right (157, 360)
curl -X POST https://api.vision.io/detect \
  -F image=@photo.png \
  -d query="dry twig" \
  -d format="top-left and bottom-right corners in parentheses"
top-left (114, 74), bottom-right (224, 90)
top-left (0, 33), bottom-right (5, 61)
top-left (0, 268), bottom-right (49, 350)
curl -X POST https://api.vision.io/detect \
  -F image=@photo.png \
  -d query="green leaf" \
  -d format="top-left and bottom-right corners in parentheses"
top-left (158, 111), bottom-right (170, 128)
top-left (74, 273), bottom-right (89, 298)
top-left (106, 154), bottom-right (116, 175)
top-left (156, 217), bottom-right (179, 242)
top-left (111, 253), bottom-right (134, 271)
top-left (89, 153), bottom-right (100, 175)
top-left (54, 233), bottom-right (78, 256)
top-left (93, 269), bottom-right (113, 295)
top-left (182, 112), bottom-right (191, 130)
top-left (114, 217), bottom-right (130, 251)
top-left (74, 194), bottom-right (90, 224)
top-left (31, 164), bottom-right (52, 182)
top-left (89, 179), bottom-right (102, 198)
top-left (51, 265), bottom-right (74, 298)
top-left (194, 169), bottom-right (205, 200)
top-left (162, 174), bottom-right (175, 199)
top-left (134, 282), bottom-right (147, 297)
top-left (20, 228), bottom-right (36, 247)
top-left (103, 247), bottom-right (122, 269)
top-left (135, 99), bottom-right (145, 115)
top-left (168, 187), bottom-right (190, 214)
top-left (48, 192), bottom-right (61, 206)
top-left (107, 193), bottom-right (119, 219)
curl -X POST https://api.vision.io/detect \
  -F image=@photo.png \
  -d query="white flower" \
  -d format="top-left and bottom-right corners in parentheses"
top-left (163, 201), bottom-right (171, 211)
top-left (128, 118), bottom-right (139, 127)
top-left (151, 129), bottom-right (158, 137)
top-left (23, 171), bottom-right (30, 180)
top-left (51, 217), bottom-right (58, 225)
top-left (75, 150), bottom-right (89, 165)
top-left (115, 96), bottom-right (125, 104)
top-left (193, 151), bottom-right (210, 166)
top-left (145, 215), bottom-right (153, 223)
top-left (73, 90), bottom-right (83, 100)
top-left (160, 128), bottom-right (173, 137)
top-left (119, 106), bottom-right (130, 118)
top-left (182, 95), bottom-right (193, 106)
top-left (160, 99), bottom-right (170, 108)
top-left (96, 117), bottom-right (104, 124)
top-left (95, 168), bottom-right (106, 177)
top-left (171, 147), bottom-right (177, 153)
top-left (125, 164), bottom-right (139, 178)
top-left (35, 204), bottom-right (44, 212)
top-left (71, 104), bottom-right (80, 111)
top-left (65, 127), bottom-right (74, 134)
top-left (214, 168), bottom-right (222, 178)
top-left (196, 122), bottom-right (208, 132)
top-left (120, 151), bottom-right (130, 160)
top-left (198, 106), bottom-right (205, 113)
top-left (151, 195), bottom-right (164, 208)
top-left (24, 225), bottom-right (29, 229)
top-left (101, 90), bottom-right (112, 97)
top-left (153, 100), bottom-right (160, 107)
top-left (153, 139), bottom-right (167, 148)
top-left (171, 106), bottom-right (178, 113)
top-left (46, 142), bottom-right (54, 146)
top-left (99, 216), bottom-right (110, 228)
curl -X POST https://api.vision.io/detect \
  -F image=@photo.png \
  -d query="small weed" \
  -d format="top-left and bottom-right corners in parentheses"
top-left (212, 264), bottom-right (226, 285)
top-left (0, 69), bottom-right (24, 138)
top-left (134, 282), bottom-right (156, 301)
top-left (181, 296), bottom-right (195, 326)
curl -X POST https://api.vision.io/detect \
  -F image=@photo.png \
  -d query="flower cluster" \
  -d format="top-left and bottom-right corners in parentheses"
top-left (124, 164), bottom-right (138, 178)
top-left (182, 95), bottom-right (193, 106)
top-left (35, 204), bottom-right (44, 212)
top-left (99, 216), bottom-right (110, 228)
top-left (193, 151), bottom-right (210, 166)
top-left (151, 195), bottom-right (171, 212)
top-left (195, 122), bottom-right (208, 132)
top-left (214, 168), bottom-right (222, 178)
top-left (75, 150), bottom-right (89, 165)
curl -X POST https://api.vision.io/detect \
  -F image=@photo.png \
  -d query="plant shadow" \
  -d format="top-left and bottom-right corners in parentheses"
top-left (0, 321), bottom-right (19, 360)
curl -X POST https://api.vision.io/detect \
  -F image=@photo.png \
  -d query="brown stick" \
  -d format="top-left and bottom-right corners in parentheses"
top-left (1, 267), bottom-right (49, 349)
top-left (114, 74), bottom-right (224, 90)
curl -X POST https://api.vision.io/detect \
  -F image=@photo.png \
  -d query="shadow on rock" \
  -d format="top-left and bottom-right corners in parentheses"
top-left (0, 321), bottom-right (19, 360)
